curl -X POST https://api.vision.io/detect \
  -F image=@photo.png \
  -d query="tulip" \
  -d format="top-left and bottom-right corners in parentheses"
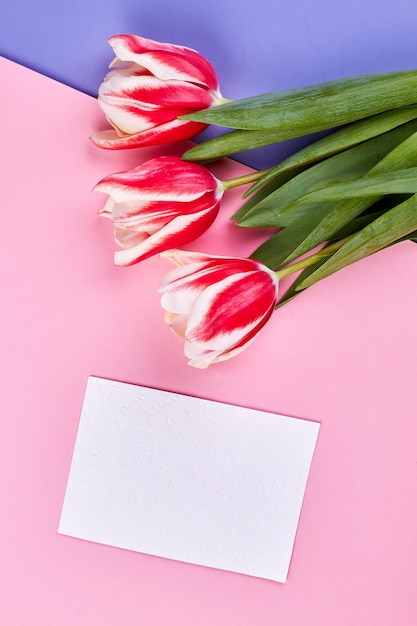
top-left (90, 34), bottom-right (225, 149)
top-left (94, 156), bottom-right (224, 266)
top-left (158, 250), bottom-right (279, 368)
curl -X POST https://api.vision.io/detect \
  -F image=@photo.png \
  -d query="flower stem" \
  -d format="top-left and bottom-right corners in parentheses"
top-left (221, 168), bottom-right (272, 190)
top-left (274, 236), bottom-right (351, 280)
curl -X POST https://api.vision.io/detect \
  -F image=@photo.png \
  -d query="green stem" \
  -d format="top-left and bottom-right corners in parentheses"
top-left (221, 168), bottom-right (272, 190)
top-left (274, 236), bottom-right (351, 280)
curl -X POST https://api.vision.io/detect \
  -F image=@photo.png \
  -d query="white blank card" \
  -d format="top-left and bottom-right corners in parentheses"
top-left (58, 377), bottom-right (320, 582)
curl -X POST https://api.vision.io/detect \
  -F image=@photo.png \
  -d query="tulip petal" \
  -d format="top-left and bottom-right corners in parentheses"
top-left (160, 249), bottom-right (269, 269)
top-left (183, 342), bottom-right (245, 369)
top-left (114, 206), bottom-right (218, 266)
top-left (100, 75), bottom-right (216, 109)
top-left (105, 61), bottom-right (151, 79)
top-left (111, 203), bottom-right (175, 231)
top-left (93, 156), bottom-right (220, 203)
top-left (110, 196), bottom-right (220, 236)
top-left (185, 271), bottom-right (278, 350)
top-left (159, 262), bottom-right (241, 313)
top-left (160, 249), bottom-right (215, 266)
top-left (167, 313), bottom-right (189, 338)
top-left (113, 227), bottom-right (148, 249)
top-left (131, 51), bottom-right (220, 92)
top-left (159, 256), bottom-right (273, 319)
top-left (160, 271), bottom-right (209, 315)
top-left (159, 251), bottom-right (279, 367)
top-left (108, 34), bottom-right (219, 91)
top-left (97, 196), bottom-right (115, 217)
top-left (98, 76), bottom-right (216, 135)
top-left (184, 300), bottom-right (275, 368)
top-left (160, 268), bottom-right (251, 320)
top-left (183, 341), bottom-right (224, 368)
top-left (90, 119), bottom-right (207, 149)
top-left (112, 205), bottom-right (173, 235)
top-left (159, 256), bottom-right (262, 296)
top-left (104, 63), bottom-right (152, 86)
top-left (183, 335), bottom-right (258, 368)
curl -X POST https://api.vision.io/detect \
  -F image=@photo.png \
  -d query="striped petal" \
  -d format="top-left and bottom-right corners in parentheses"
top-left (110, 197), bottom-right (220, 236)
top-left (159, 256), bottom-right (277, 320)
top-left (113, 206), bottom-right (171, 234)
top-left (160, 249), bottom-right (215, 267)
top-left (113, 227), bottom-right (148, 249)
top-left (167, 313), bottom-right (189, 338)
top-left (97, 196), bottom-right (115, 217)
top-left (93, 156), bottom-right (220, 203)
top-left (159, 262), bottom-right (248, 315)
top-left (98, 75), bottom-right (216, 135)
top-left (183, 338), bottom-right (254, 369)
top-left (160, 270), bottom-right (210, 316)
top-left (108, 34), bottom-right (220, 91)
top-left (100, 74), bottom-right (217, 109)
top-left (185, 271), bottom-right (277, 350)
top-left (183, 341), bottom-right (225, 368)
top-left (90, 118), bottom-right (207, 149)
top-left (160, 249), bottom-right (269, 269)
top-left (114, 207), bottom-right (218, 266)
top-left (184, 308), bottom-right (274, 368)
top-left (159, 256), bottom-right (267, 305)
top-left (159, 251), bottom-right (280, 367)
top-left (104, 62), bottom-right (151, 81)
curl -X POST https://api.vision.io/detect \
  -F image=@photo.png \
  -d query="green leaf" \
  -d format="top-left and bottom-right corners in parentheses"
top-left (327, 210), bottom-right (385, 240)
top-left (250, 208), bottom-right (387, 269)
top-left (182, 128), bottom-right (288, 161)
top-left (285, 167), bottom-right (417, 203)
top-left (237, 121), bottom-right (417, 228)
top-left (296, 193), bottom-right (417, 290)
top-left (276, 227), bottom-right (417, 308)
top-left (276, 129), bottom-right (417, 263)
top-left (231, 167), bottom-right (306, 221)
top-left (182, 70), bottom-right (417, 131)
top-left (245, 106), bottom-right (417, 196)
top-left (391, 230), bottom-right (417, 243)
top-left (249, 208), bottom-right (332, 268)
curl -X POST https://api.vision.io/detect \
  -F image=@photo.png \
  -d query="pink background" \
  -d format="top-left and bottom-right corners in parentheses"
top-left (1, 57), bottom-right (417, 625)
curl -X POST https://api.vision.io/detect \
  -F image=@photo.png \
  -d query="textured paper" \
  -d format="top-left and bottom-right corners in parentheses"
top-left (59, 377), bottom-right (320, 582)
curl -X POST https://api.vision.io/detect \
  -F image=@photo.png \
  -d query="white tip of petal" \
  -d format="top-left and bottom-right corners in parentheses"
top-left (96, 197), bottom-right (115, 217)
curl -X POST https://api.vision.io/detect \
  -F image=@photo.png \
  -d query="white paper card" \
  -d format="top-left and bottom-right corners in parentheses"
top-left (58, 377), bottom-right (320, 582)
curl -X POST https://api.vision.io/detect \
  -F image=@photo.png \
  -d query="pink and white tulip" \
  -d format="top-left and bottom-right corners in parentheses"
top-left (94, 157), bottom-right (224, 266)
top-left (159, 250), bottom-right (279, 368)
top-left (91, 34), bottom-right (224, 149)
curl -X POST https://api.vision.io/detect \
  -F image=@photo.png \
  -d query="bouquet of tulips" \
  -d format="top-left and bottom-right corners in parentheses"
top-left (91, 34), bottom-right (417, 368)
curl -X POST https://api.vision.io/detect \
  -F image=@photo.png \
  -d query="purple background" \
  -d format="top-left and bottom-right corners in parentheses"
top-left (2, 0), bottom-right (417, 169)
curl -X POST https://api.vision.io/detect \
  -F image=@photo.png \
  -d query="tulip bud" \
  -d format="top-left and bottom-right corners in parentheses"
top-left (91, 34), bottom-right (224, 149)
top-left (94, 157), bottom-right (224, 265)
top-left (159, 250), bottom-right (279, 368)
